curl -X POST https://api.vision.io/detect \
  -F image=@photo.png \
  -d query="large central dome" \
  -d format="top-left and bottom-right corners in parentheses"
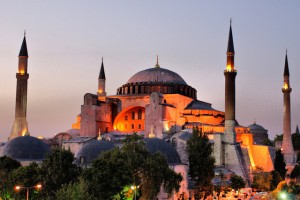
top-left (117, 65), bottom-right (197, 99)
top-left (127, 67), bottom-right (187, 85)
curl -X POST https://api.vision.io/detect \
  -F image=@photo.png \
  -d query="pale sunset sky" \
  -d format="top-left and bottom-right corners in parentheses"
top-left (0, 1), bottom-right (300, 141)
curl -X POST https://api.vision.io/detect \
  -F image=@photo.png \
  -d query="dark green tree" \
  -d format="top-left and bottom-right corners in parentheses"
top-left (230, 175), bottom-right (245, 192)
top-left (11, 162), bottom-right (42, 200)
top-left (291, 165), bottom-right (300, 179)
top-left (40, 148), bottom-right (80, 198)
top-left (274, 150), bottom-right (286, 179)
top-left (83, 134), bottom-right (182, 200)
top-left (270, 170), bottom-right (282, 190)
top-left (0, 156), bottom-right (21, 200)
top-left (251, 167), bottom-right (272, 191)
top-left (187, 127), bottom-right (215, 198)
top-left (55, 177), bottom-right (94, 200)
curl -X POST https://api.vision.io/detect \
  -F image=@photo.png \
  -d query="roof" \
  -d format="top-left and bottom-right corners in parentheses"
top-left (184, 100), bottom-right (214, 110)
top-left (127, 67), bottom-right (187, 85)
top-left (284, 53), bottom-right (289, 76)
top-left (99, 58), bottom-right (106, 79)
top-left (19, 36), bottom-right (28, 57)
top-left (0, 136), bottom-right (50, 161)
top-left (144, 138), bottom-right (181, 164)
top-left (74, 140), bottom-right (115, 165)
top-left (227, 24), bottom-right (234, 53)
top-left (248, 122), bottom-right (267, 131)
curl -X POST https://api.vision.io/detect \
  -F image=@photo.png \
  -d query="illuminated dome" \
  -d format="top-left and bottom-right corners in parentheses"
top-left (127, 67), bottom-right (187, 85)
top-left (0, 136), bottom-right (50, 161)
top-left (117, 66), bottom-right (197, 99)
top-left (248, 123), bottom-right (266, 131)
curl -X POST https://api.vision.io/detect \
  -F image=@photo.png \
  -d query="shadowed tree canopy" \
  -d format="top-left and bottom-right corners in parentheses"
top-left (274, 150), bottom-right (286, 179)
top-left (187, 127), bottom-right (215, 198)
top-left (230, 175), bottom-right (246, 191)
top-left (83, 134), bottom-right (182, 200)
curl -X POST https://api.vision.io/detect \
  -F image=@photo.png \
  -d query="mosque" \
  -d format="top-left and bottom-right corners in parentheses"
top-left (2, 23), bottom-right (295, 199)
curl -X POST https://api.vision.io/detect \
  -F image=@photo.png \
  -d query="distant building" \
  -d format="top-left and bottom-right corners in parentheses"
top-left (248, 121), bottom-right (269, 145)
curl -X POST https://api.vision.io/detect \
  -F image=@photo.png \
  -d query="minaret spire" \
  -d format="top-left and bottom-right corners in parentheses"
top-left (98, 57), bottom-right (106, 98)
top-left (226, 20), bottom-right (235, 71)
top-left (281, 51), bottom-right (295, 176)
top-left (9, 35), bottom-right (30, 140)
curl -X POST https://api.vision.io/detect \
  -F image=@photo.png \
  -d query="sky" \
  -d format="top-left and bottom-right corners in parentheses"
top-left (0, 1), bottom-right (300, 141)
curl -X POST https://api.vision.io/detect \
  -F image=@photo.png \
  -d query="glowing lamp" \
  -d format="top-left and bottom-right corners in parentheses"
top-left (35, 184), bottom-right (42, 189)
top-left (15, 186), bottom-right (21, 191)
top-left (283, 83), bottom-right (288, 90)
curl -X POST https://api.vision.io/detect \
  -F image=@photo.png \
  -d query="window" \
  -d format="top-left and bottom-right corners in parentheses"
top-left (131, 124), bottom-right (134, 129)
top-left (132, 111), bottom-right (135, 120)
top-left (138, 124), bottom-right (142, 129)
top-left (138, 109), bottom-right (142, 119)
top-left (125, 115), bottom-right (128, 121)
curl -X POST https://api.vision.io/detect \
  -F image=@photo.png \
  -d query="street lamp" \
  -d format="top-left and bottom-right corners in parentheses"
top-left (131, 185), bottom-right (139, 200)
top-left (14, 184), bottom-right (42, 200)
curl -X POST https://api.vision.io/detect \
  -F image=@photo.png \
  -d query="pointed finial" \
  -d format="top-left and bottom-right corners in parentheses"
top-left (102, 57), bottom-right (103, 63)
top-left (155, 55), bottom-right (160, 68)
top-left (99, 57), bottom-right (106, 79)
top-left (296, 125), bottom-right (299, 134)
top-left (230, 18), bottom-right (232, 26)
top-left (284, 50), bottom-right (289, 76)
top-left (24, 30), bottom-right (26, 37)
top-left (254, 118), bottom-right (256, 124)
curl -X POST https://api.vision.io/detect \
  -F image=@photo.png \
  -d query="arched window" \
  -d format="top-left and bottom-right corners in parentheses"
top-left (125, 115), bottom-right (128, 120)
top-left (138, 109), bottom-right (142, 119)
top-left (132, 111), bottom-right (135, 120)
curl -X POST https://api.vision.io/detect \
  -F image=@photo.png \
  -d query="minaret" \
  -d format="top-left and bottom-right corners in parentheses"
top-left (223, 21), bottom-right (237, 143)
top-left (97, 57), bottom-right (106, 98)
top-left (281, 52), bottom-right (295, 167)
top-left (9, 35), bottom-right (29, 140)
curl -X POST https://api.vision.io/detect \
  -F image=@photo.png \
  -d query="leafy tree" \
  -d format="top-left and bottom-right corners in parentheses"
top-left (291, 165), bottom-right (300, 179)
top-left (11, 162), bottom-right (42, 200)
top-left (83, 134), bottom-right (182, 200)
top-left (55, 177), bottom-right (94, 200)
top-left (270, 170), bottom-right (283, 190)
top-left (187, 127), bottom-right (215, 198)
top-left (0, 156), bottom-right (21, 200)
top-left (40, 148), bottom-right (80, 198)
top-left (251, 167), bottom-right (272, 191)
top-left (274, 150), bottom-right (286, 179)
top-left (230, 175), bottom-right (245, 192)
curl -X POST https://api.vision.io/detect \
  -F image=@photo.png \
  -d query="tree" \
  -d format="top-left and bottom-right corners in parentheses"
top-left (274, 150), bottom-right (286, 179)
top-left (0, 156), bottom-right (21, 200)
top-left (40, 148), bottom-right (80, 198)
top-left (251, 167), bottom-right (272, 191)
top-left (55, 177), bottom-right (94, 200)
top-left (230, 175), bottom-right (245, 192)
top-left (270, 170), bottom-right (283, 190)
top-left (291, 165), bottom-right (300, 179)
top-left (83, 134), bottom-right (182, 200)
top-left (187, 127), bottom-right (215, 198)
top-left (10, 162), bottom-right (42, 200)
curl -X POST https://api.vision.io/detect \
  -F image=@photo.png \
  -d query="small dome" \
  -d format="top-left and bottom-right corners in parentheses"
top-left (74, 140), bottom-right (115, 165)
top-left (248, 123), bottom-right (266, 131)
top-left (0, 136), bottom-right (50, 161)
top-left (127, 67), bottom-right (187, 85)
top-left (144, 138), bottom-right (181, 164)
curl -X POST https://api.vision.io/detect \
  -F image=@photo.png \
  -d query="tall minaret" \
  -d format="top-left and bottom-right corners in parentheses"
top-left (97, 57), bottom-right (106, 98)
top-left (223, 21), bottom-right (237, 143)
top-left (9, 35), bottom-right (29, 140)
top-left (281, 52), bottom-right (295, 168)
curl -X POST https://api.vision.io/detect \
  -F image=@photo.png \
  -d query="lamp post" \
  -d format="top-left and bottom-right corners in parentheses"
top-left (14, 184), bottom-right (42, 200)
top-left (131, 185), bottom-right (139, 200)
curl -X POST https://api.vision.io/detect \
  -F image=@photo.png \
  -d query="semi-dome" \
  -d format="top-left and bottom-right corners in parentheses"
top-left (127, 67), bottom-right (187, 85)
top-left (248, 122), bottom-right (266, 131)
top-left (0, 136), bottom-right (50, 161)
top-left (144, 138), bottom-right (181, 164)
top-left (117, 66), bottom-right (197, 99)
top-left (74, 140), bottom-right (115, 165)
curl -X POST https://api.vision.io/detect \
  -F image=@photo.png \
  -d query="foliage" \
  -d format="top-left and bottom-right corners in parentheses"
top-left (83, 134), bottom-right (182, 200)
top-left (55, 177), bottom-right (94, 200)
top-left (270, 170), bottom-right (283, 190)
top-left (11, 162), bottom-right (42, 200)
top-left (187, 127), bottom-right (215, 198)
top-left (230, 175), bottom-right (245, 191)
top-left (292, 133), bottom-right (300, 151)
top-left (262, 138), bottom-right (273, 146)
top-left (0, 156), bottom-right (21, 200)
top-left (251, 167), bottom-right (272, 191)
top-left (274, 150), bottom-right (286, 179)
top-left (40, 148), bottom-right (80, 198)
top-left (291, 165), bottom-right (300, 179)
